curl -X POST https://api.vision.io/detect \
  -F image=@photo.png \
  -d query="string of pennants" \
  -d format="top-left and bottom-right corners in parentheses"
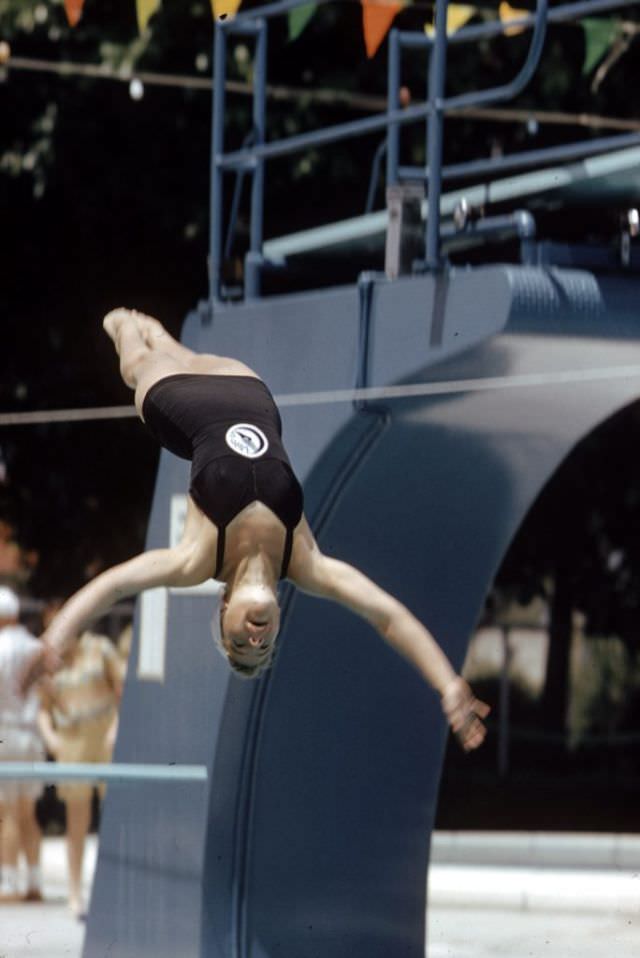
top-left (62, 0), bottom-right (629, 70)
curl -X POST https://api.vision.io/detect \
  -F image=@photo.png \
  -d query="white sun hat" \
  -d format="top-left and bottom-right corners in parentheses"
top-left (0, 586), bottom-right (20, 618)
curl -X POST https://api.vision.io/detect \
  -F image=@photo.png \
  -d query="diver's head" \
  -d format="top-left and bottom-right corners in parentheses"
top-left (218, 581), bottom-right (280, 679)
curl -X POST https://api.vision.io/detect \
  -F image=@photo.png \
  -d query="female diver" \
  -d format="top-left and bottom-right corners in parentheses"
top-left (28, 308), bottom-right (489, 751)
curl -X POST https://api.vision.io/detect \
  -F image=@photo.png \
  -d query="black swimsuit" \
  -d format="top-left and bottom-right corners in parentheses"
top-left (141, 374), bottom-right (304, 579)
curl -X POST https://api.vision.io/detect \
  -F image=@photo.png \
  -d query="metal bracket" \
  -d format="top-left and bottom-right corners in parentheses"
top-left (385, 183), bottom-right (425, 279)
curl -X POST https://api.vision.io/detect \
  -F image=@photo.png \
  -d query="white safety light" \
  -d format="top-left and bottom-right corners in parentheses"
top-left (129, 77), bottom-right (144, 101)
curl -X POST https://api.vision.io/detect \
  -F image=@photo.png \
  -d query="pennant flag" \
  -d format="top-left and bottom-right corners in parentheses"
top-left (498, 1), bottom-right (528, 37)
top-left (136, 0), bottom-right (161, 33)
top-left (581, 17), bottom-right (620, 75)
top-left (446, 4), bottom-right (475, 33)
top-left (211, 0), bottom-right (243, 21)
top-left (362, 0), bottom-right (403, 58)
top-left (425, 3), bottom-right (475, 37)
top-left (288, 2), bottom-right (317, 41)
top-left (63, 0), bottom-right (85, 27)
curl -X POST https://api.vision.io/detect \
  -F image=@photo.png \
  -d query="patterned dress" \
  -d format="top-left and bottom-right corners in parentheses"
top-left (0, 623), bottom-right (45, 800)
top-left (40, 631), bottom-right (123, 801)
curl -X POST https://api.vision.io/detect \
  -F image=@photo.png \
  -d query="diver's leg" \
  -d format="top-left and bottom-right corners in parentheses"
top-left (103, 307), bottom-right (260, 409)
top-left (103, 309), bottom-right (155, 388)
top-left (103, 308), bottom-right (194, 403)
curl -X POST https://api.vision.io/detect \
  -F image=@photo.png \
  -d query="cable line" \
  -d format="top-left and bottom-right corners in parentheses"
top-left (2, 362), bottom-right (640, 426)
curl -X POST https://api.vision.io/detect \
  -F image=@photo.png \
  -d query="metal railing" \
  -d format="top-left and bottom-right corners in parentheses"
top-left (209, 0), bottom-right (640, 301)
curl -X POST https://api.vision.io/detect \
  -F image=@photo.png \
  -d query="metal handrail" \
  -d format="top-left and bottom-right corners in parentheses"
top-left (421, 0), bottom-right (548, 267)
top-left (366, 139), bottom-right (388, 214)
top-left (431, 131), bottom-right (640, 185)
top-left (209, 0), bottom-right (640, 300)
top-left (216, 100), bottom-right (438, 168)
top-left (446, 1), bottom-right (549, 112)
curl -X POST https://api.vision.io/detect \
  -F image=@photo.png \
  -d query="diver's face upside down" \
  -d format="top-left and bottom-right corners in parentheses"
top-left (220, 582), bottom-right (280, 677)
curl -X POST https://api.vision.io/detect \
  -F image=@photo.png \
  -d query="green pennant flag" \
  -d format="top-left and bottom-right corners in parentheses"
top-left (582, 18), bottom-right (619, 75)
top-left (288, 2), bottom-right (316, 41)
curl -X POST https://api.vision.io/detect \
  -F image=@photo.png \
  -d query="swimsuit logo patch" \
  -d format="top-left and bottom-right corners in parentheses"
top-left (225, 423), bottom-right (269, 459)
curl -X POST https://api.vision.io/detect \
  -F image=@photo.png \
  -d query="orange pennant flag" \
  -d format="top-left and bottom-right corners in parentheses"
top-left (210, 0), bottom-right (243, 21)
top-left (64, 0), bottom-right (85, 27)
top-left (362, 0), bottom-right (403, 58)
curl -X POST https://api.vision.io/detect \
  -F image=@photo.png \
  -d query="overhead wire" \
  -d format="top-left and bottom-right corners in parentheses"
top-left (4, 54), bottom-right (640, 132)
top-left (2, 362), bottom-right (640, 427)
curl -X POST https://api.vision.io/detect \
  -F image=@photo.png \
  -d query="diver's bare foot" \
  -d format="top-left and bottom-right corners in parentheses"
top-left (130, 310), bottom-right (167, 347)
top-left (102, 307), bottom-right (132, 343)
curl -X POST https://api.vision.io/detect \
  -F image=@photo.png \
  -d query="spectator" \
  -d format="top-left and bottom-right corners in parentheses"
top-left (0, 586), bottom-right (45, 903)
top-left (37, 603), bottom-right (123, 920)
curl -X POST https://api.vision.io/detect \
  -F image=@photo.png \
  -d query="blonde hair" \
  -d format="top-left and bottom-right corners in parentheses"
top-left (227, 655), bottom-right (273, 680)
top-left (211, 607), bottom-right (275, 680)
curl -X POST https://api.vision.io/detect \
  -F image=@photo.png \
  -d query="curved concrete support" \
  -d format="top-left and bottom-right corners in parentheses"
top-left (85, 266), bottom-right (640, 958)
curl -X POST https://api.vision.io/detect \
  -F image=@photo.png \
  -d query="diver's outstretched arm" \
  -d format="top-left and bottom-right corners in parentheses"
top-left (288, 521), bottom-right (490, 751)
top-left (20, 545), bottom-right (210, 693)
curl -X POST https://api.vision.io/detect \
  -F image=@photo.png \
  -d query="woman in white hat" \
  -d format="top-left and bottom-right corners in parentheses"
top-left (0, 587), bottom-right (45, 902)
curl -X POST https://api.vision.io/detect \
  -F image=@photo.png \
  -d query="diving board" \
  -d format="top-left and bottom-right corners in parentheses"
top-left (264, 145), bottom-right (640, 264)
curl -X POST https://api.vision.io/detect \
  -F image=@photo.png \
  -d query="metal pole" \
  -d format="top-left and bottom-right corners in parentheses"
top-left (365, 139), bottom-right (387, 214)
top-left (446, 0), bottom-right (548, 111)
top-left (210, 21), bottom-right (227, 304)
top-left (0, 762), bottom-right (208, 784)
top-left (425, 0), bottom-right (448, 271)
top-left (245, 19), bottom-right (268, 300)
top-left (386, 29), bottom-right (401, 189)
top-left (218, 99), bottom-right (435, 169)
top-left (498, 627), bottom-right (512, 778)
top-left (397, 130), bottom-right (640, 186)
top-left (355, 272), bottom-right (377, 409)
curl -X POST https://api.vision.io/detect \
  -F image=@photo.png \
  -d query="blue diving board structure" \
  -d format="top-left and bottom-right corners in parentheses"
top-left (83, 1), bottom-right (640, 956)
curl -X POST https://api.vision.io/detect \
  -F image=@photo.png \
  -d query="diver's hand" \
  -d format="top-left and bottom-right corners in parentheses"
top-left (441, 676), bottom-right (490, 752)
